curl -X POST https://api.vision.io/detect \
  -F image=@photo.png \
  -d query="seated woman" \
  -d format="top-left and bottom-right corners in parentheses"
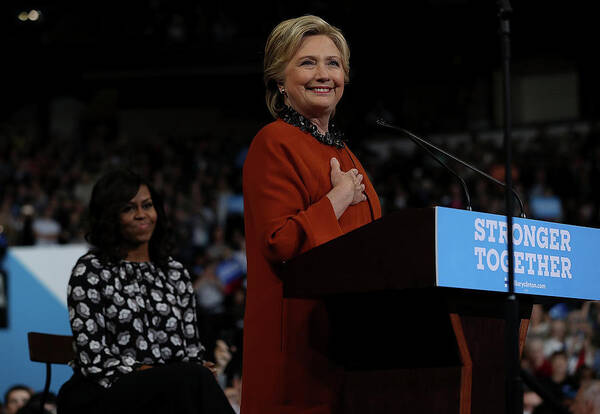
top-left (58, 169), bottom-right (234, 414)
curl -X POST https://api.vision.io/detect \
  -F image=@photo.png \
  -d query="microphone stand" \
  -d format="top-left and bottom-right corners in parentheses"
top-left (497, 1), bottom-right (523, 414)
top-left (376, 120), bottom-right (473, 211)
top-left (376, 120), bottom-right (527, 218)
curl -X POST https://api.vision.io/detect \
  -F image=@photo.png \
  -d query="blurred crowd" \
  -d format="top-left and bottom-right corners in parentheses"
top-left (2, 107), bottom-right (600, 413)
top-left (367, 120), bottom-right (600, 226)
top-left (522, 302), bottom-right (600, 413)
top-left (0, 385), bottom-right (55, 414)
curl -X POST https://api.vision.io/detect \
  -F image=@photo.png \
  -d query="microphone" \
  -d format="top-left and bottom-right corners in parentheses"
top-left (376, 119), bottom-right (526, 218)
top-left (376, 119), bottom-right (472, 211)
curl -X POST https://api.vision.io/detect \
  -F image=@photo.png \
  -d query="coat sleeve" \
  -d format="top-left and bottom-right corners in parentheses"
top-left (180, 267), bottom-right (205, 363)
top-left (243, 129), bottom-right (343, 263)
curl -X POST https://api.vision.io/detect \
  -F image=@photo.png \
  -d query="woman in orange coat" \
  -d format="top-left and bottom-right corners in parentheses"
top-left (242, 15), bottom-right (382, 414)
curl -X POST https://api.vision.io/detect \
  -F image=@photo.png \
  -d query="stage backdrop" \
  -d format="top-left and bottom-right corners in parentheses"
top-left (0, 244), bottom-right (88, 399)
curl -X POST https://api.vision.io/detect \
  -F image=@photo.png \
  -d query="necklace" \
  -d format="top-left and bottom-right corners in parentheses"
top-left (278, 106), bottom-right (345, 148)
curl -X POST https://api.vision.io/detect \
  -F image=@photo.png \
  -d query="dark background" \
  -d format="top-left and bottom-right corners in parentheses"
top-left (2, 0), bottom-right (598, 137)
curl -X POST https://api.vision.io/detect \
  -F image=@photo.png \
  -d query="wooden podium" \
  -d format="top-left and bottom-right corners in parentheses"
top-left (280, 208), bottom-right (541, 414)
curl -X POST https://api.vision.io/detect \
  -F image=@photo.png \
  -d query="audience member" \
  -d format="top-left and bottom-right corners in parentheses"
top-left (530, 304), bottom-right (552, 337)
top-left (523, 336), bottom-right (552, 378)
top-left (539, 350), bottom-right (578, 405)
top-left (213, 339), bottom-right (233, 389)
top-left (545, 319), bottom-right (568, 357)
top-left (32, 204), bottom-right (61, 245)
top-left (3, 385), bottom-right (33, 414)
top-left (15, 391), bottom-right (57, 414)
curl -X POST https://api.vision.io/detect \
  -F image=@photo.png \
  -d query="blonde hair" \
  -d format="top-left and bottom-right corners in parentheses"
top-left (263, 15), bottom-right (350, 119)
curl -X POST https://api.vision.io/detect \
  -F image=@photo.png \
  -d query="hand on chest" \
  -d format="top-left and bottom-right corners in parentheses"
top-left (300, 145), bottom-right (362, 204)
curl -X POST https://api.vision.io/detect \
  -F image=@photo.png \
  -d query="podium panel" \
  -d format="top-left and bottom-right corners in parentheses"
top-left (279, 207), bottom-right (592, 413)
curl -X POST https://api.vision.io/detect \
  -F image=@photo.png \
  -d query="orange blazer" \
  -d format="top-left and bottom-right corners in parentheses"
top-left (241, 119), bottom-right (382, 414)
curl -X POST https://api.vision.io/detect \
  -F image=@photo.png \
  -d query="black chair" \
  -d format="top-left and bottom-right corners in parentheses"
top-left (27, 332), bottom-right (74, 414)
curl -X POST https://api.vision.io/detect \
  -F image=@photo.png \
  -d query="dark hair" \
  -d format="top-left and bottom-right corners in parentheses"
top-left (550, 349), bottom-right (568, 360)
top-left (16, 402), bottom-right (52, 414)
top-left (4, 384), bottom-right (33, 406)
top-left (85, 169), bottom-right (172, 264)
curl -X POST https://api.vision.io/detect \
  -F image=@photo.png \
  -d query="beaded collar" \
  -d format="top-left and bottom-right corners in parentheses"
top-left (278, 105), bottom-right (345, 148)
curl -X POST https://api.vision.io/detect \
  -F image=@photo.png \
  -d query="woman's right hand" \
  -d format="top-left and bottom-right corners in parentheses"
top-left (326, 157), bottom-right (366, 219)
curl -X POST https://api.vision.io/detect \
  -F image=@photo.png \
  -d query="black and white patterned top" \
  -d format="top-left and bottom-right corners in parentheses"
top-left (67, 252), bottom-right (205, 388)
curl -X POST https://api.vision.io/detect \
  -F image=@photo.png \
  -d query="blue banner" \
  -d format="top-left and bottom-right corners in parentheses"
top-left (435, 207), bottom-right (600, 300)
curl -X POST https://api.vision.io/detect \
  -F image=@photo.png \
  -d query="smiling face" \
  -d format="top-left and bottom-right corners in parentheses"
top-left (283, 34), bottom-right (345, 127)
top-left (119, 185), bottom-right (157, 248)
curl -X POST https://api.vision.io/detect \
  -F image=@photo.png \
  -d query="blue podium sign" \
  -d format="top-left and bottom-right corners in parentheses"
top-left (435, 207), bottom-right (600, 300)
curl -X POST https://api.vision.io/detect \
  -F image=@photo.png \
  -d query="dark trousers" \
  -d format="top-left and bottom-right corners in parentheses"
top-left (58, 362), bottom-right (235, 414)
